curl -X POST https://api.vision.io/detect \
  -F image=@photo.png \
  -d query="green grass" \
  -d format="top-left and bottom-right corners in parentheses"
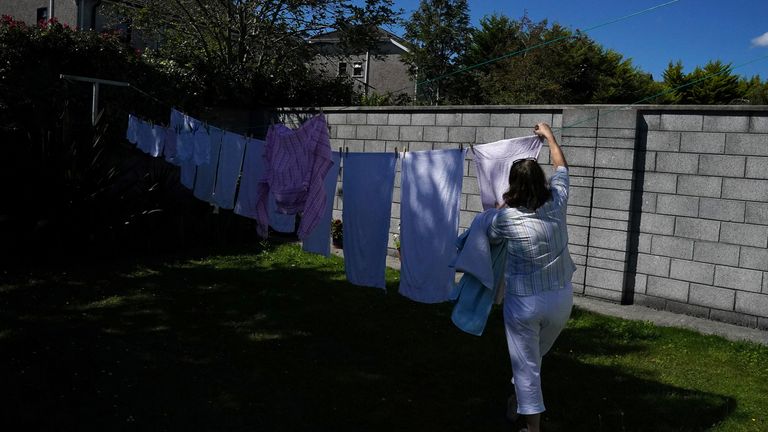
top-left (0, 243), bottom-right (766, 431)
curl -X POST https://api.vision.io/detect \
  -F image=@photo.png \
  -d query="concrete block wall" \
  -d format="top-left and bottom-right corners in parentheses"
top-left (631, 110), bottom-right (768, 329)
top-left (280, 105), bottom-right (768, 330)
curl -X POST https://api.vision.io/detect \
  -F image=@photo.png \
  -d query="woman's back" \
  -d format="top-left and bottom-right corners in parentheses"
top-left (489, 166), bottom-right (575, 295)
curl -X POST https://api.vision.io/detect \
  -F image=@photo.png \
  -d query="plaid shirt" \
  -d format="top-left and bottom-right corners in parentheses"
top-left (488, 166), bottom-right (575, 296)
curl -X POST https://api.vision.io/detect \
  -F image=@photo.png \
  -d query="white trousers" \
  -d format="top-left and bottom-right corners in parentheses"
top-left (503, 283), bottom-right (573, 415)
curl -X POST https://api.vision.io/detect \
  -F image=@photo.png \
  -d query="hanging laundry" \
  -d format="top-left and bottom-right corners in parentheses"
top-left (192, 126), bottom-right (223, 203)
top-left (213, 131), bottom-right (247, 209)
top-left (472, 135), bottom-right (543, 210)
top-left (254, 114), bottom-right (332, 239)
top-left (126, 114), bottom-right (140, 145)
top-left (169, 109), bottom-right (201, 190)
top-left (342, 152), bottom-right (396, 290)
top-left (192, 124), bottom-right (212, 166)
top-left (302, 151), bottom-right (341, 257)
top-left (162, 125), bottom-right (179, 165)
top-left (175, 129), bottom-right (195, 163)
top-left (399, 148), bottom-right (465, 303)
top-left (234, 138), bottom-right (266, 219)
top-left (234, 138), bottom-right (296, 232)
top-left (135, 120), bottom-right (164, 157)
top-left (268, 194), bottom-right (297, 233)
top-left (169, 108), bottom-right (189, 131)
top-left (177, 128), bottom-right (197, 189)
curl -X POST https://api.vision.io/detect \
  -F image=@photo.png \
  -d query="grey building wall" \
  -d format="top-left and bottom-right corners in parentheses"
top-left (0, 0), bottom-right (77, 26)
top-left (280, 105), bottom-right (768, 330)
top-left (309, 40), bottom-right (414, 97)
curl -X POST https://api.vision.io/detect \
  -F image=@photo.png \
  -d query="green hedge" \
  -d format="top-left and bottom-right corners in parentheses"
top-left (0, 17), bottom-right (261, 264)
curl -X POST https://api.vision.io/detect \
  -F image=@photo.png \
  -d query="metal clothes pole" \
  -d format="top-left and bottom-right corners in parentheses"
top-left (59, 74), bottom-right (130, 126)
top-left (92, 83), bottom-right (100, 126)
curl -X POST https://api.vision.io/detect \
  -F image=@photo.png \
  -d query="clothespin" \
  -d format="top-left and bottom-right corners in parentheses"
top-left (345, 147), bottom-right (349, 157)
top-left (339, 146), bottom-right (343, 159)
top-left (459, 143), bottom-right (464, 151)
top-left (394, 147), bottom-right (398, 158)
top-left (469, 143), bottom-right (476, 155)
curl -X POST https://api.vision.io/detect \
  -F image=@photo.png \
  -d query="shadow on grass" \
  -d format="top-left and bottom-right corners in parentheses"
top-left (0, 246), bottom-right (734, 431)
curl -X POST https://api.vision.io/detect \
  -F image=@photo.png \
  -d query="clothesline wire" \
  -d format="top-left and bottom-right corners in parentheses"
top-left (127, 51), bottom-right (768, 152)
top-left (556, 53), bottom-right (768, 131)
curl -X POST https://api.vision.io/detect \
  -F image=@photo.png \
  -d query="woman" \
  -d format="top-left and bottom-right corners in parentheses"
top-left (489, 122), bottom-right (575, 432)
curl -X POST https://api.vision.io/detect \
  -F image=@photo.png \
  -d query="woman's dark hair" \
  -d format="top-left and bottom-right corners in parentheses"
top-left (502, 159), bottom-right (550, 210)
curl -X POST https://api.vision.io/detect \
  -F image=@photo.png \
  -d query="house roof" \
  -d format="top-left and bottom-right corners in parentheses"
top-left (308, 27), bottom-right (410, 53)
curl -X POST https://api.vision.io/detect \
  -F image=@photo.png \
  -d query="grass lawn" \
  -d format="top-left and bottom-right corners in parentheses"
top-left (0, 243), bottom-right (766, 431)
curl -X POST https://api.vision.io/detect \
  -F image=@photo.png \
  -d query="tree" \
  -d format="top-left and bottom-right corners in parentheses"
top-left (401, 0), bottom-right (472, 104)
top-left (740, 75), bottom-right (768, 105)
top-left (661, 60), bottom-right (754, 105)
top-left (454, 13), bottom-right (660, 105)
top-left (103, 0), bottom-right (400, 107)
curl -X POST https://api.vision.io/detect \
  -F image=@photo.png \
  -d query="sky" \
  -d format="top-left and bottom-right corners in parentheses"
top-left (387, 0), bottom-right (768, 81)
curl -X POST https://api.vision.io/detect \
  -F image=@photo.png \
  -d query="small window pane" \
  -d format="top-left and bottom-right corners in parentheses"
top-left (352, 62), bottom-right (363, 77)
top-left (37, 7), bottom-right (48, 22)
top-left (338, 62), bottom-right (347, 76)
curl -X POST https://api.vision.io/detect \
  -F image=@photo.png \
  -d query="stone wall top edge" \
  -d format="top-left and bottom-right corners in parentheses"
top-left (276, 104), bottom-right (768, 114)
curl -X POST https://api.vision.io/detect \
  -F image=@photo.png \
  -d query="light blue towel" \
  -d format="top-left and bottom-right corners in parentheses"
top-left (342, 152), bottom-right (396, 289)
top-left (450, 209), bottom-right (507, 336)
top-left (234, 138), bottom-right (295, 232)
top-left (213, 131), bottom-right (246, 209)
top-left (303, 152), bottom-right (341, 256)
top-left (399, 148), bottom-right (466, 303)
top-left (193, 127), bottom-right (223, 203)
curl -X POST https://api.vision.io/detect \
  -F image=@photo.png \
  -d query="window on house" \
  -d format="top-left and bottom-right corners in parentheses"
top-left (352, 62), bottom-right (364, 77)
top-left (338, 62), bottom-right (347, 76)
top-left (36, 7), bottom-right (48, 23)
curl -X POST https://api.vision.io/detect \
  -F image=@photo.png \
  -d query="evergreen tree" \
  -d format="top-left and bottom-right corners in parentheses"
top-left (662, 60), bottom-right (754, 105)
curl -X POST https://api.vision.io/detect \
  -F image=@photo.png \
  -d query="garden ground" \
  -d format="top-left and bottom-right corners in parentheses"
top-left (1, 243), bottom-right (766, 431)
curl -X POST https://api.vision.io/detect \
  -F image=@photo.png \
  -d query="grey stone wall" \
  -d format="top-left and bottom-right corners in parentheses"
top-left (281, 105), bottom-right (768, 330)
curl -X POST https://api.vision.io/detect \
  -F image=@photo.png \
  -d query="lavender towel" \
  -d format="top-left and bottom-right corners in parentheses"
top-left (399, 148), bottom-right (465, 303)
top-left (472, 135), bottom-right (543, 210)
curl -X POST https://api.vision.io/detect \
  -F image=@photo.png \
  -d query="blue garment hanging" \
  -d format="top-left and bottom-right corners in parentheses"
top-left (342, 152), bottom-right (397, 289)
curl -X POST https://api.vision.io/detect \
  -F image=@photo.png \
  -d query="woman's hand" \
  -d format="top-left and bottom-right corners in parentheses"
top-left (534, 122), bottom-right (555, 141)
top-left (534, 122), bottom-right (567, 168)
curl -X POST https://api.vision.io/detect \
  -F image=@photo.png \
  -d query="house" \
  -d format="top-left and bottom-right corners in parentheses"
top-left (0, 0), bottom-right (146, 47)
top-left (308, 27), bottom-right (415, 99)
top-left (0, 0), bottom-right (102, 29)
